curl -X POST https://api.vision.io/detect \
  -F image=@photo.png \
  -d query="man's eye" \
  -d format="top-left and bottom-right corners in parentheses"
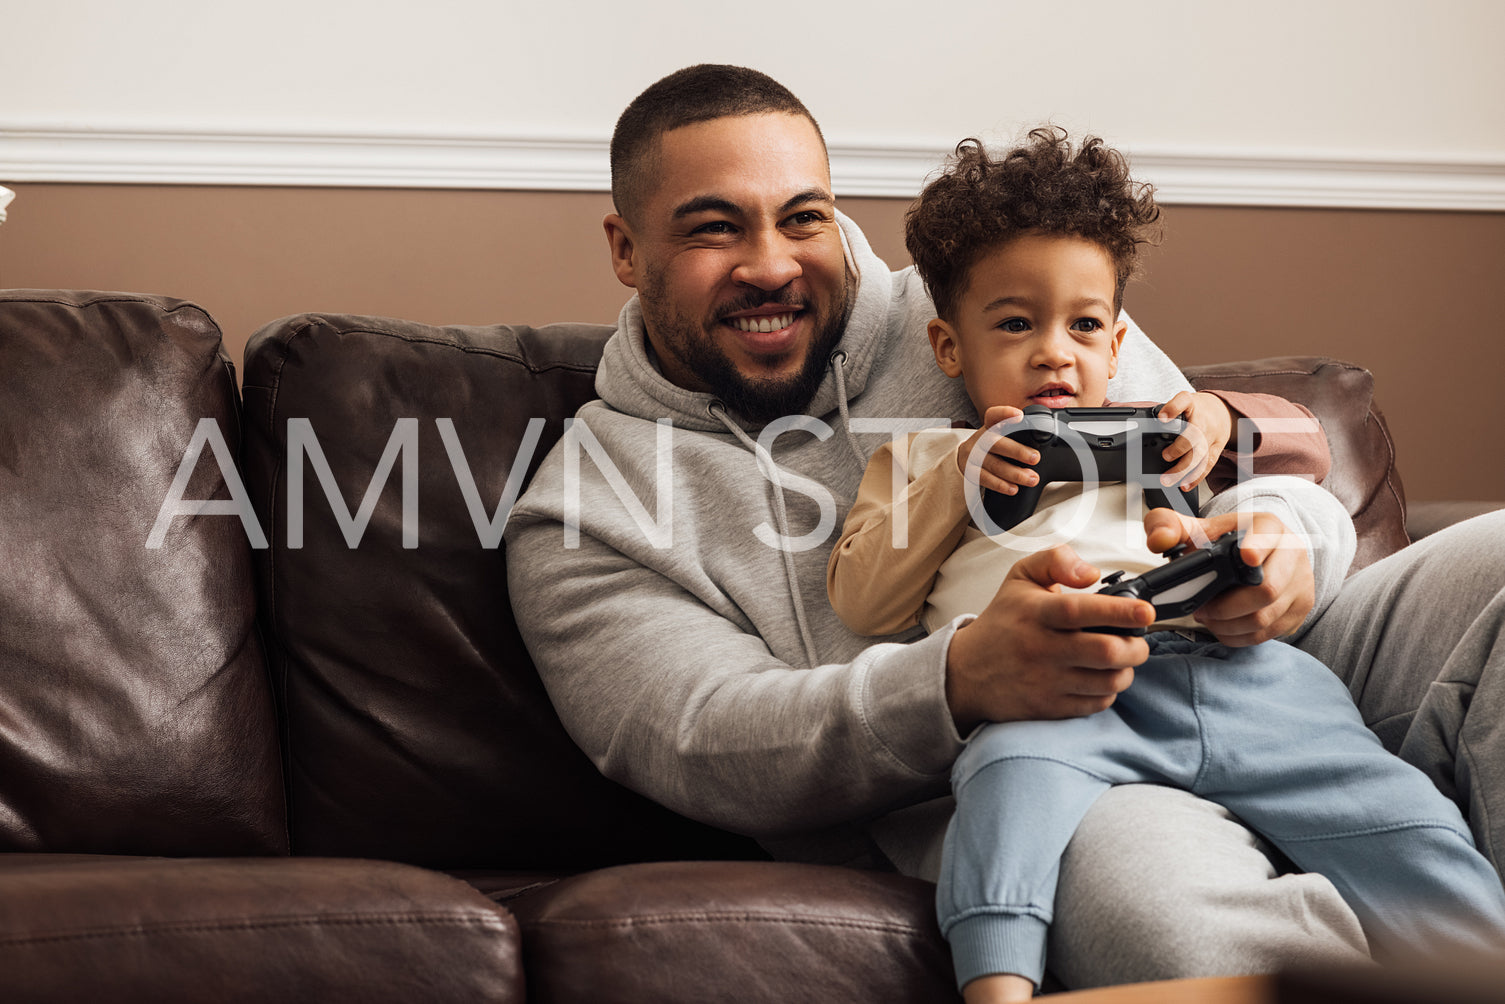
top-left (1000, 318), bottom-right (1030, 333)
top-left (694, 221), bottom-right (735, 235)
top-left (787, 210), bottom-right (823, 227)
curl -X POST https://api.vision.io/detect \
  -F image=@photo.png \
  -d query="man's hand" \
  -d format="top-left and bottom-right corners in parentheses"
top-left (1158, 391), bottom-right (1232, 492)
top-left (945, 545), bottom-right (1153, 733)
top-left (1143, 508), bottom-right (1314, 646)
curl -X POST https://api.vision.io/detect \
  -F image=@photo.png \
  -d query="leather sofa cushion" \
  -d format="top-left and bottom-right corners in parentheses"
top-left (0, 854), bottom-right (522, 1003)
top-left (0, 291), bottom-right (284, 855)
top-left (507, 860), bottom-right (957, 1004)
top-left (1185, 356), bottom-right (1409, 572)
top-left (241, 314), bottom-right (761, 869)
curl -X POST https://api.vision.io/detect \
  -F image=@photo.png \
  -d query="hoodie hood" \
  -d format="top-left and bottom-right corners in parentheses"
top-left (595, 210), bottom-right (895, 433)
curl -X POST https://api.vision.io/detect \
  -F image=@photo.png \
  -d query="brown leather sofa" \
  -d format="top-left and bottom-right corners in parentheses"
top-left (0, 289), bottom-right (1491, 1002)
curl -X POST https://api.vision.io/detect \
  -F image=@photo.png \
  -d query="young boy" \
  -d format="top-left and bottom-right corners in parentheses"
top-left (827, 128), bottom-right (1505, 1002)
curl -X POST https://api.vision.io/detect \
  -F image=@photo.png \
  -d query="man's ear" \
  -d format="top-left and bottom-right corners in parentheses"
top-left (1107, 318), bottom-right (1128, 379)
top-left (603, 213), bottom-right (638, 289)
top-left (928, 318), bottom-right (964, 378)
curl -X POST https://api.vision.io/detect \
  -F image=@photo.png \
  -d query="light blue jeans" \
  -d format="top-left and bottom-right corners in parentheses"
top-left (939, 633), bottom-right (1505, 990)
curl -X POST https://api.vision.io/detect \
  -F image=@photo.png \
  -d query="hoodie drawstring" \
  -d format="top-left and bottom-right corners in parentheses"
top-left (705, 351), bottom-right (865, 670)
top-left (828, 350), bottom-right (869, 469)
top-left (708, 401), bottom-right (822, 668)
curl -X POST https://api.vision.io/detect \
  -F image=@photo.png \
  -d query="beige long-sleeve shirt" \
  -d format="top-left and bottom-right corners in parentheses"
top-left (828, 394), bottom-right (1330, 636)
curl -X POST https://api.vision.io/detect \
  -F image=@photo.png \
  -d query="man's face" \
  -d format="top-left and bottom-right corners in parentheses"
top-left (604, 113), bottom-right (852, 423)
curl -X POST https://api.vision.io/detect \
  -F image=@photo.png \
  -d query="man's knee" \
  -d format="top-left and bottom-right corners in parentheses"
top-left (1046, 786), bottom-right (1369, 988)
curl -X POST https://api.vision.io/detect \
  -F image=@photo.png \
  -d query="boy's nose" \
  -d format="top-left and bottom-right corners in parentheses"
top-left (1033, 329), bottom-right (1074, 366)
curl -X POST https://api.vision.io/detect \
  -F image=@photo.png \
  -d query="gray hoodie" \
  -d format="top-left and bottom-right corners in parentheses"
top-left (504, 213), bottom-right (1355, 868)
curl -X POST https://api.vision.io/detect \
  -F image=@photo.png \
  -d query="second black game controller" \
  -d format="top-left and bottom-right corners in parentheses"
top-left (1091, 529), bottom-right (1264, 636)
top-left (978, 404), bottom-right (1198, 534)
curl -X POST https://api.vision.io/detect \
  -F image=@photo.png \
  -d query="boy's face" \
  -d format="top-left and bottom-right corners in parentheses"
top-left (928, 234), bottom-right (1127, 414)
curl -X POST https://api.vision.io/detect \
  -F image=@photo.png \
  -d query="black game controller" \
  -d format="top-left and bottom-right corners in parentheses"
top-left (1091, 529), bottom-right (1264, 636)
top-left (979, 405), bottom-right (1198, 534)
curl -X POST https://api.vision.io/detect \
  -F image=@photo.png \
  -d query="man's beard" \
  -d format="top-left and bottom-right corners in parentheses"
top-left (641, 274), bottom-right (853, 426)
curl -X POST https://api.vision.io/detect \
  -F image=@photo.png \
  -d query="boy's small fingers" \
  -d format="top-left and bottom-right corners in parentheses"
top-left (978, 471), bottom-right (1018, 495)
top-left (989, 437), bottom-right (1039, 466)
top-left (1159, 392), bottom-right (1193, 421)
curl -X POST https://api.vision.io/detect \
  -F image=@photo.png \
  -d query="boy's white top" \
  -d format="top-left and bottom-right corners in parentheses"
top-left (904, 428), bottom-right (1207, 634)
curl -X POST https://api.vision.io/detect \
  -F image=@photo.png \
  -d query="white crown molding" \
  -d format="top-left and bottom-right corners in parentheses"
top-left (3, 124), bottom-right (1504, 211)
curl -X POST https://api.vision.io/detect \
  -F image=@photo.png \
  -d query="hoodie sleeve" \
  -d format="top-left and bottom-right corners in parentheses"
top-left (505, 502), bottom-right (967, 842)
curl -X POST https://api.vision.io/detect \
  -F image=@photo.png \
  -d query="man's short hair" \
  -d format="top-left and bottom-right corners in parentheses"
top-left (610, 64), bottom-right (826, 223)
top-left (905, 127), bottom-right (1162, 321)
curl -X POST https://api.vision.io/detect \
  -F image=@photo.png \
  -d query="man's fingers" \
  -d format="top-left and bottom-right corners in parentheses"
top-left (1065, 665), bottom-right (1136, 699)
top-left (1038, 591), bottom-right (1156, 638)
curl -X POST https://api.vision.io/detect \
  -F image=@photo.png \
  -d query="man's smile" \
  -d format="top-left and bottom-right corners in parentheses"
top-left (719, 306), bottom-right (806, 356)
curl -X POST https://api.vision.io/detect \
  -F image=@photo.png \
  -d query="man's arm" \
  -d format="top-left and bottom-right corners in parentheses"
top-left (507, 509), bottom-right (1156, 839)
top-left (506, 512), bottom-right (965, 839)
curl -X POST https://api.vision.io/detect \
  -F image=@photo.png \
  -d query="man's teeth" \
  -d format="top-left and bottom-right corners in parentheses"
top-left (730, 313), bottom-right (794, 333)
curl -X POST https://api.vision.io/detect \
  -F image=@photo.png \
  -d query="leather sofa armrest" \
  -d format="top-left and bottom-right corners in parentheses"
top-left (1183, 356), bottom-right (1408, 573)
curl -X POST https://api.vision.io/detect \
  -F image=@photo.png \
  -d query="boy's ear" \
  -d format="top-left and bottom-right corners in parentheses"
top-left (928, 318), bottom-right (964, 378)
top-left (603, 213), bottom-right (638, 289)
top-left (1106, 318), bottom-right (1128, 379)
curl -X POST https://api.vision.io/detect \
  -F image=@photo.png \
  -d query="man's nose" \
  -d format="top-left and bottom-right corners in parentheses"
top-left (731, 231), bottom-right (802, 290)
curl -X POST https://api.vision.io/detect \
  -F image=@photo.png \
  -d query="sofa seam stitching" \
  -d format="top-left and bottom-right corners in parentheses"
top-left (0, 913), bottom-right (510, 949)
top-left (522, 913), bottom-right (926, 935)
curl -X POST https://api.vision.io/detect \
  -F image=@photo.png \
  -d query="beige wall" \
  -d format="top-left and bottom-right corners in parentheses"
top-left (7, 2), bottom-right (1502, 159)
top-left (2, 183), bottom-right (1502, 502)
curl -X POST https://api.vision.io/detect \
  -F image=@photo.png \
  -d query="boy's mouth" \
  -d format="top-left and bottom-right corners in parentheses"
top-left (1029, 385), bottom-right (1076, 408)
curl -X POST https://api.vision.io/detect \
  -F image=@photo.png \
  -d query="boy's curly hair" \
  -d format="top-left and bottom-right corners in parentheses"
top-left (905, 127), bottom-right (1161, 321)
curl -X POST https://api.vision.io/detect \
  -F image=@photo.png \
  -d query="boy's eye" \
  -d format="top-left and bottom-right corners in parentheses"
top-left (1071, 318), bottom-right (1103, 332)
top-left (1000, 318), bottom-right (1030, 333)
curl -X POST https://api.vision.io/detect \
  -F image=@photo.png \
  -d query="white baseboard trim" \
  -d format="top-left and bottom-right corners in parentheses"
top-left (3, 124), bottom-right (1504, 211)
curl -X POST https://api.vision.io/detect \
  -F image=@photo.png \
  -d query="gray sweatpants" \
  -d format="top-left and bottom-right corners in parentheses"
top-left (1044, 511), bottom-right (1505, 988)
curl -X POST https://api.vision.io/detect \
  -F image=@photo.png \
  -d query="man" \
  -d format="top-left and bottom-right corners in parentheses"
top-left (505, 64), bottom-right (1505, 985)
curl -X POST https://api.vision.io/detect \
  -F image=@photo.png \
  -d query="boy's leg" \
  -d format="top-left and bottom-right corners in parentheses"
top-left (1297, 510), bottom-right (1505, 869)
top-left (940, 661), bottom-right (1206, 991)
top-left (1198, 640), bottom-right (1505, 957)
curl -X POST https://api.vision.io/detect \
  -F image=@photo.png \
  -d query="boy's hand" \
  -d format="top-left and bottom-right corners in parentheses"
top-left (956, 405), bottom-right (1036, 496)
top-left (945, 545), bottom-right (1153, 733)
top-left (1143, 508), bottom-right (1314, 646)
top-left (1157, 391), bottom-right (1232, 492)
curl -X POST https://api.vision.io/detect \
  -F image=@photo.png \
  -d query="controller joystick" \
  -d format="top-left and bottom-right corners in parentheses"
top-left (1091, 529), bottom-right (1264, 636)
top-left (978, 405), bottom-right (1197, 534)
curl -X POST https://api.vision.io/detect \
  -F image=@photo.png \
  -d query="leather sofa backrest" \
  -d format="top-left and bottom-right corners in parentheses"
top-left (0, 291), bottom-right (286, 855)
top-left (241, 314), bottom-right (761, 869)
top-left (240, 319), bottom-right (1412, 871)
top-left (1184, 356), bottom-right (1409, 572)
